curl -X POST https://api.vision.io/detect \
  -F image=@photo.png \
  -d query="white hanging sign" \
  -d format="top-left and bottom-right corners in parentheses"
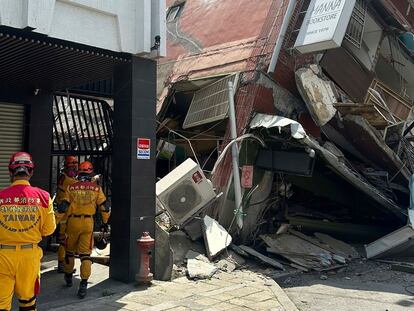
top-left (294, 0), bottom-right (356, 54)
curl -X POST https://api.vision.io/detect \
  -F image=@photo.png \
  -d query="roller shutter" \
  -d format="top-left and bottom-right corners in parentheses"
top-left (0, 103), bottom-right (25, 189)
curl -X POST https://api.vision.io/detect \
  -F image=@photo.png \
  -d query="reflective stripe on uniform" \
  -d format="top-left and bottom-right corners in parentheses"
top-left (0, 244), bottom-right (34, 250)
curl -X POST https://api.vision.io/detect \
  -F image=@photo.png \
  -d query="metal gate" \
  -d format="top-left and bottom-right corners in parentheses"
top-left (0, 103), bottom-right (25, 189)
top-left (51, 92), bottom-right (113, 199)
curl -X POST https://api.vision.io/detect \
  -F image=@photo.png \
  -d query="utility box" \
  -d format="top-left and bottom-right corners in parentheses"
top-left (0, 0), bottom-right (166, 57)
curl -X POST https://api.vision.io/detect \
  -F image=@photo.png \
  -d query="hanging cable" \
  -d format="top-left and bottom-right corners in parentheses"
top-left (211, 134), bottom-right (266, 175)
top-left (156, 120), bottom-right (201, 167)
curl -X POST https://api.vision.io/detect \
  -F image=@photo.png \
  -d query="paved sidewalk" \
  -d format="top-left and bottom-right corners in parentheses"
top-left (35, 255), bottom-right (297, 311)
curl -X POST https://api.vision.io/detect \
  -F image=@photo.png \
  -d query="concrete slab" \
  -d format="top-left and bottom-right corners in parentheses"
top-left (202, 215), bottom-right (232, 259)
top-left (155, 223), bottom-right (173, 281)
top-left (187, 259), bottom-right (218, 279)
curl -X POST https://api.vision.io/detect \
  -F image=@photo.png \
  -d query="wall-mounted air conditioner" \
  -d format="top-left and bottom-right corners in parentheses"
top-left (156, 159), bottom-right (216, 226)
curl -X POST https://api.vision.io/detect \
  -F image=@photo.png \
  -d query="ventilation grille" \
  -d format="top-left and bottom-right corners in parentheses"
top-left (344, 0), bottom-right (367, 49)
top-left (183, 74), bottom-right (239, 129)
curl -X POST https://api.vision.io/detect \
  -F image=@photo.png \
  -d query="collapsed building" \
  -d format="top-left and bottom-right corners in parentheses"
top-left (156, 0), bottom-right (414, 276)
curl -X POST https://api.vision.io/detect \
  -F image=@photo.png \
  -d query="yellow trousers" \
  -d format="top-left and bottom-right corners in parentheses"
top-left (0, 246), bottom-right (42, 311)
top-left (57, 222), bottom-right (67, 263)
top-left (64, 217), bottom-right (93, 280)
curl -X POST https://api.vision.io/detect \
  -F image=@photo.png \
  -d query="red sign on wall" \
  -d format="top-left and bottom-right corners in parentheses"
top-left (241, 165), bottom-right (254, 188)
top-left (137, 138), bottom-right (151, 159)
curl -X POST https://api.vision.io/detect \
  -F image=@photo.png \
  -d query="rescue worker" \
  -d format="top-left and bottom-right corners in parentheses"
top-left (56, 161), bottom-right (110, 299)
top-left (0, 152), bottom-right (56, 311)
top-left (55, 156), bottom-right (78, 273)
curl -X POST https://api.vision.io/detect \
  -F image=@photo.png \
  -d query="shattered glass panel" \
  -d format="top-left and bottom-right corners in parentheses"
top-left (183, 73), bottom-right (239, 129)
top-left (344, 0), bottom-right (367, 49)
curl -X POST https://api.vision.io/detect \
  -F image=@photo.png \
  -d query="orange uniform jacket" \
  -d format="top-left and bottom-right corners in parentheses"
top-left (59, 181), bottom-right (110, 223)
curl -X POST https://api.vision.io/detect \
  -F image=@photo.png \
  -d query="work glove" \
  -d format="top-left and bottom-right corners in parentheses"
top-left (100, 223), bottom-right (109, 233)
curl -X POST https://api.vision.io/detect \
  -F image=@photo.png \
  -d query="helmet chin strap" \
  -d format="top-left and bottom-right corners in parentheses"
top-left (78, 174), bottom-right (92, 182)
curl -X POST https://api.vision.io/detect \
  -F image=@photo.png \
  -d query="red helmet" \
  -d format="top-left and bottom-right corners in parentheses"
top-left (9, 152), bottom-right (34, 176)
top-left (79, 161), bottom-right (93, 175)
top-left (65, 156), bottom-right (78, 169)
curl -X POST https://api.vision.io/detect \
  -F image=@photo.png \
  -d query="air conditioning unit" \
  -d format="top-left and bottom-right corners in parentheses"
top-left (156, 159), bottom-right (216, 226)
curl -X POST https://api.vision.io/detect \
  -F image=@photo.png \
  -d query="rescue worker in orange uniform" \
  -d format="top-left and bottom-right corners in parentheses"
top-left (55, 156), bottom-right (78, 273)
top-left (56, 161), bottom-right (110, 299)
top-left (0, 152), bottom-right (56, 311)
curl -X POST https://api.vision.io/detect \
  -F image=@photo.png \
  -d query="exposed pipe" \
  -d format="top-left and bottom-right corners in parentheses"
top-left (228, 81), bottom-right (244, 229)
top-left (267, 0), bottom-right (298, 74)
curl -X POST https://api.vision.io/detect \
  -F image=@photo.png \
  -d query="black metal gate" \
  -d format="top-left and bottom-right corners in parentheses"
top-left (51, 92), bottom-right (113, 199)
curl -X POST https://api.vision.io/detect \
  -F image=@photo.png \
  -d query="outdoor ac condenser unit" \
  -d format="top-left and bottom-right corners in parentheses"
top-left (156, 159), bottom-right (216, 226)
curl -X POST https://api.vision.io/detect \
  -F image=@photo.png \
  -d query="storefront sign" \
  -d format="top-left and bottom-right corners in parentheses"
top-left (294, 0), bottom-right (356, 54)
top-left (137, 138), bottom-right (151, 159)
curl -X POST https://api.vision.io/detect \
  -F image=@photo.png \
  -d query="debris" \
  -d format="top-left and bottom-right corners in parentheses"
top-left (90, 256), bottom-right (109, 265)
top-left (261, 234), bottom-right (341, 271)
top-left (276, 223), bottom-right (290, 235)
top-left (295, 65), bottom-right (338, 126)
top-left (182, 218), bottom-right (203, 241)
top-left (238, 245), bottom-right (285, 270)
top-left (334, 103), bottom-right (388, 129)
top-left (169, 230), bottom-right (205, 264)
top-left (229, 244), bottom-right (249, 257)
top-left (320, 275), bottom-right (328, 280)
top-left (391, 263), bottom-right (414, 274)
top-left (185, 250), bottom-right (209, 263)
top-left (314, 232), bottom-right (360, 260)
top-left (288, 229), bottom-right (340, 255)
top-left (216, 259), bottom-right (236, 273)
top-left (344, 277), bottom-right (351, 280)
top-left (218, 250), bottom-right (246, 267)
top-left (172, 264), bottom-right (187, 279)
top-left (365, 225), bottom-right (414, 259)
top-left (187, 259), bottom-right (218, 280)
top-left (342, 115), bottom-right (410, 183)
top-left (332, 255), bottom-right (347, 265)
top-left (155, 223), bottom-right (173, 281)
top-left (202, 215), bottom-right (232, 258)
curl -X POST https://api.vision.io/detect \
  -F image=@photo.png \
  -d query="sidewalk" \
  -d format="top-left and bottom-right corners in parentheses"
top-left (35, 254), bottom-right (298, 311)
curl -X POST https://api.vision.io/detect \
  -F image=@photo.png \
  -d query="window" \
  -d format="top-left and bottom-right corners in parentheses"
top-left (167, 3), bottom-right (185, 23)
top-left (344, 0), bottom-right (367, 49)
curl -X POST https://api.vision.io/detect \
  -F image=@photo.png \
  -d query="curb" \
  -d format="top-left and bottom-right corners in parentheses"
top-left (268, 279), bottom-right (299, 311)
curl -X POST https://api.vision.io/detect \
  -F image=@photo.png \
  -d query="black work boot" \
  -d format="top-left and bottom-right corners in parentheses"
top-left (64, 273), bottom-right (73, 287)
top-left (57, 261), bottom-right (64, 273)
top-left (77, 279), bottom-right (88, 299)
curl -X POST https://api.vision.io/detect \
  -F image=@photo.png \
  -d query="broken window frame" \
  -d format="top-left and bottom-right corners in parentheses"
top-left (167, 2), bottom-right (185, 23)
top-left (344, 0), bottom-right (367, 49)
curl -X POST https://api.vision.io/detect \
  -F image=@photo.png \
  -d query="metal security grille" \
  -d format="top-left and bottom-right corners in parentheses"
top-left (51, 93), bottom-right (113, 198)
top-left (183, 73), bottom-right (239, 129)
top-left (344, 0), bottom-right (367, 49)
top-left (0, 103), bottom-right (25, 189)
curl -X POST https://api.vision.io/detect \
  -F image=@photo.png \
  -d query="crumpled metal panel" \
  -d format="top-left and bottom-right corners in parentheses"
top-left (250, 113), bottom-right (306, 139)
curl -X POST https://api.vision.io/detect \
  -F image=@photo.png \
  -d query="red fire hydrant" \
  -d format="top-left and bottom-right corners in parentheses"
top-left (136, 232), bottom-right (155, 284)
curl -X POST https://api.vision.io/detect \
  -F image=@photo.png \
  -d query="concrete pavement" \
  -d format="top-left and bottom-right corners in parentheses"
top-left (30, 253), bottom-right (298, 311)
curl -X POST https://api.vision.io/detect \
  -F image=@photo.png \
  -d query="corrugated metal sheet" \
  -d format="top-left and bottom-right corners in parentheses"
top-left (183, 73), bottom-right (239, 129)
top-left (0, 103), bottom-right (24, 189)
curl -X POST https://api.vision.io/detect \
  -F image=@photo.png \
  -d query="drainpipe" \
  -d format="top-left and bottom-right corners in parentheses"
top-left (267, 0), bottom-right (297, 74)
top-left (227, 81), bottom-right (243, 229)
